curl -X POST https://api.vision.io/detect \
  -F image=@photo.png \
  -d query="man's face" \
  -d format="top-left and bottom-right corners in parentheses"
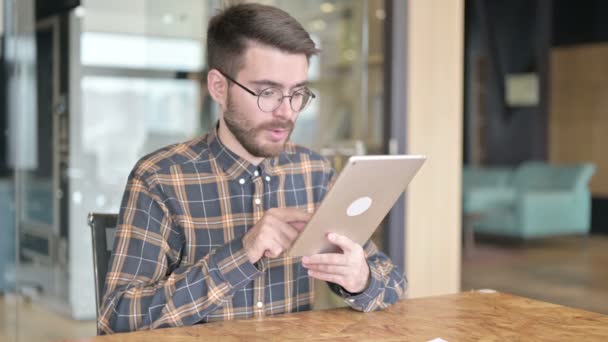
top-left (222, 43), bottom-right (309, 158)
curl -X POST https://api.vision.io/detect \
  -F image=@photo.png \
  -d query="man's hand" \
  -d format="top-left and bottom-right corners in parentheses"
top-left (301, 233), bottom-right (370, 294)
top-left (242, 208), bottom-right (311, 264)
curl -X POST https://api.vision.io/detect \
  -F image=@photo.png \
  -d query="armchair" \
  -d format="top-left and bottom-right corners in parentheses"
top-left (473, 162), bottom-right (595, 239)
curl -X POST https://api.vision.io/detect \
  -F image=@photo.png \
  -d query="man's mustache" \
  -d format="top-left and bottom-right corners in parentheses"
top-left (259, 120), bottom-right (294, 131)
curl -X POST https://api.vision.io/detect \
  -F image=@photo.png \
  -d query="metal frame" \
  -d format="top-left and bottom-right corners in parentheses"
top-left (383, 0), bottom-right (408, 274)
top-left (81, 65), bottom-right (183, 79)
top-left (17, 15), bottom-right (62, 266)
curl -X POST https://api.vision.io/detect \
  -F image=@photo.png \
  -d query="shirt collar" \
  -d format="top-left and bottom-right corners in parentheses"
top-left (207, 127), bottom-right (279, 179)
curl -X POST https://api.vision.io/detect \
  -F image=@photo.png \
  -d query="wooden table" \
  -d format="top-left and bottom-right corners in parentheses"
top-left (64, 291), bottom-right (608, 341)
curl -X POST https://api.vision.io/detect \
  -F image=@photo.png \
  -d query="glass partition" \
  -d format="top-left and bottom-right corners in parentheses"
top-left (1, 0), bottom-right (388, 339)
top-left (4, 0), bottom-right (44, 340)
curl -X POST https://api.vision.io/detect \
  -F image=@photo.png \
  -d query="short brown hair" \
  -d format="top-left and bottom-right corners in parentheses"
top-left (206, 3), bottom-right (319, 77)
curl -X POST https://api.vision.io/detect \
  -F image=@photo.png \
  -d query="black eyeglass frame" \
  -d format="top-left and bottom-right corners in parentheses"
top-left (217, 70), bottom-right (316, 113)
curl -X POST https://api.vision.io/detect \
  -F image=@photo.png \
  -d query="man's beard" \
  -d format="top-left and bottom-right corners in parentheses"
top-left (223, 93), bottom-right (294, 158)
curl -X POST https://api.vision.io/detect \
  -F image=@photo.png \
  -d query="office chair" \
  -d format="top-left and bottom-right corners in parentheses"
top-left (88, 212), bottom-right (118, 334)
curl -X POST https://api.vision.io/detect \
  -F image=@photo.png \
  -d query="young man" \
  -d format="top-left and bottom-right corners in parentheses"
top-left (99, 3), bottom-right (405, 334)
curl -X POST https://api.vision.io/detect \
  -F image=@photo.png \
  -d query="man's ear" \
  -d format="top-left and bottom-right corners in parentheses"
top-left (207, 69), bottom-right (228, 111)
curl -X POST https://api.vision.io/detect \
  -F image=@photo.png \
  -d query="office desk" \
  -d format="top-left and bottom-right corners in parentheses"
top-left (67, 292), bottom-right (608, 341)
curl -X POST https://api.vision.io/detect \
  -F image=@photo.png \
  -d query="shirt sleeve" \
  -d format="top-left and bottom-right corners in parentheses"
top-left (329, 240), bottom-right (407, 311)
top-left (98, 171), bottom-right (262, 334)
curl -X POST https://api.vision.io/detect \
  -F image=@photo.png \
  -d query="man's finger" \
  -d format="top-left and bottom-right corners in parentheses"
top-left (271, 208), bottom-right (313, 223)
top-left (302, 263), bottom-right (347, 276)
top-left (265, 246), bottom-right (281, 258)
top-left (302, 253), bottom-right (346, 266)
top-left (326, 233), bottom-right (356, 253)
top-left (289, 221), bottom-right (307, 232)
top-left (276, 221), bottom-right (299, 242)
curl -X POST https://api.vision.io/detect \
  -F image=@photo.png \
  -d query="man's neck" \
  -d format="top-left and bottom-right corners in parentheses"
top-left (217, 118), bottom-right (264, 166)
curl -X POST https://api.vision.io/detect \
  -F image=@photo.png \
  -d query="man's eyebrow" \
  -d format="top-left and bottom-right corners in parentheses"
top-left (250, 79), bottom-right (309, 90)
top-left (293, 81), bottom-right (309, 89)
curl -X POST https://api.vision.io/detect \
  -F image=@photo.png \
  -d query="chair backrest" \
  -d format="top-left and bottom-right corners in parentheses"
top-left (512, 161), bottom-right (596, 191)
top-left (462, 165), bottom-right (512, 189)
top-left (88, 212), bottom-right (118, 332)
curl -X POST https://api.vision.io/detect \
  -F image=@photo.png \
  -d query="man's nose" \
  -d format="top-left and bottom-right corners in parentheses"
top-left (272, 96), bottom-right (294, 120)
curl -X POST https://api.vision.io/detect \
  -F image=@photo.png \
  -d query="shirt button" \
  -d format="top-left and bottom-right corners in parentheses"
top-left (254, 170), bottom-right (259, 177)
top-left (239, 178), bottom-right (245, 185)
top-left (265, 176), bottom-right (271, 182)
top-left (348, 299), bottom-right (355, 303)
top-left (256, 301), bottom-right (263, 308)
top-left (254, 198), bottom-right (261, 205)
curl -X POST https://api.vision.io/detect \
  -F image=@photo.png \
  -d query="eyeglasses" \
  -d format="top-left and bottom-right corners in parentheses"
top-left (218, 70), bottom-right (316, 113)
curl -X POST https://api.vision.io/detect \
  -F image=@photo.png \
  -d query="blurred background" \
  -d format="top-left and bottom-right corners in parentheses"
top-left (0, 0), bottom-right (606, 340)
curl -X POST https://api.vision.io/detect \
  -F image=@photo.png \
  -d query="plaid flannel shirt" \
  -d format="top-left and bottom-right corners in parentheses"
top-left (99, 129), bottom-right (406, 334)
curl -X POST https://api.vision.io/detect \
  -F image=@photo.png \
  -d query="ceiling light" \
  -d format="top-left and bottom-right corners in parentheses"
top-left (320, 2), bottom-right (335, 14)
top-left (343, 49), bottom-right (356, 61)
top-left (162, 14), bottom-right (175, 24)
top-left (74, 6), bottom-right (86, 18)
top-left (309, 19), bottom-right (327, 31)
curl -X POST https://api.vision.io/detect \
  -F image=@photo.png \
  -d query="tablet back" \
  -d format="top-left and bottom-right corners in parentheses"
top-left (288, 155), bottom-right (426, 256)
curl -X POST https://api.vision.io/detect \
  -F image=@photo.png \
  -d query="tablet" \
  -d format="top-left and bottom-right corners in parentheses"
top-left (287, 155), bottom-right (426, 257)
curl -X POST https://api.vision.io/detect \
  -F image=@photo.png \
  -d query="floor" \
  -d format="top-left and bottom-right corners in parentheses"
top-left (0, 294), bottom-right (96, 341)
top-left (1, 235), bottom-right (607, 341)
top-left (462, 234), bottom-right (608, 314)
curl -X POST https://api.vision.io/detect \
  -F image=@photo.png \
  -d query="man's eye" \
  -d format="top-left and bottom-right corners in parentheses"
top-left (261, 89), bottom-right (278, 97)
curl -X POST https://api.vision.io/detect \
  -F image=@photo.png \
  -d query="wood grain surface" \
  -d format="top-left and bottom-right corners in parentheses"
top-left (63, 291), bottom-right (608, 341)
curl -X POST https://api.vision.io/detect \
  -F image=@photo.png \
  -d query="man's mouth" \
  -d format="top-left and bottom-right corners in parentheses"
top-left (267, 128), bottom-right (289, 142)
